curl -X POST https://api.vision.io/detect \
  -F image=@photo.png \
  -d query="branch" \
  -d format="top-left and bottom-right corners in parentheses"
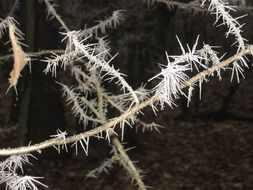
top-left (0, 49), bottom-right (65, 63)
top-left (185, 46), bottom-right (252, 87)
top-left (112, 136), bottom-right (147, 190)
top-left (144, 0), bottom-right (253, 12)
top-left (145, 0), bottom-right (204, 12)
top-left (42, 0), bottom-right (70, 32)
top-left (80, 10), bottom-right (125, 38)
top-left (0, 95), bottom-right (154, 156)
top-left (0, 46), bottom-right (251, 156)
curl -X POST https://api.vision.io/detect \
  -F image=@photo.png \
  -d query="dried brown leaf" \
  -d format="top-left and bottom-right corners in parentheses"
top-left (8, 24), bottom-right (29, 87)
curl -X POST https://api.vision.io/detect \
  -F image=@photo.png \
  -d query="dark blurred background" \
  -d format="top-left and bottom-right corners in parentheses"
top-left (0, 0), bottom-right (253, 189)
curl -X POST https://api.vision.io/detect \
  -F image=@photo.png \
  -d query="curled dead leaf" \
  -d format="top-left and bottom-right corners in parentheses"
top-left (8, 24), bottom-right (29, 87)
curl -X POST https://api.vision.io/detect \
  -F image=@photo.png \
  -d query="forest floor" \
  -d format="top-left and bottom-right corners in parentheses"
top-left (1, 117), bottom-right (253, 190)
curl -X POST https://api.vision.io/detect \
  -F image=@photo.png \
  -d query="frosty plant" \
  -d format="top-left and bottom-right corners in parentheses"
top-left (0, 0), bottom-right (253, 189)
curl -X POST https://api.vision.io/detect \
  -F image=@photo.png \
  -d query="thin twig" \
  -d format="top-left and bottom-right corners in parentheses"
top-left (146, 0), bottom-right (253, 12)
top-left (42, 0), bottom-right (70, 32)
top-left (0, 46), bottom-right (251, 156)
top-left (112, 136), bottom-right (147, 190)
top-left (0, 49), bottom-right (65, 63)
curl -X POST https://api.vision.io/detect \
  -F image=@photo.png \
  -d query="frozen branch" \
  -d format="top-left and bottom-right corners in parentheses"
top-left (0, 46), bottom-right (251, 156)
top-left (202, 0), bottom-right (246, 50)
top-left (42, 0), bottom-right (70, 32)
top-left (80, 10), bottom-right (125, 38)
top-left (144, 0), bottom-right (253, 12)
top-left (112, 136), bottom-right (147, 190)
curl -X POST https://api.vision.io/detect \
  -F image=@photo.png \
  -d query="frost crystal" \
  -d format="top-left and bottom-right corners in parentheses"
top-left (150, 52), bottom-right (190, 108)
top-left (201, 0), bottom-right (246, 50)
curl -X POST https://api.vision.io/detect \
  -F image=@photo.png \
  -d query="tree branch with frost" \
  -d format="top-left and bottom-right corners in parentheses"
top-left (36, 0), bottom-right (140, 108)
top-left (150, 54), bottom-right (190, 109)
top-left (0, 154), bottom-right (47, 190)
top-left (38, 0), bottom-right (139, 105)
top-left (43, 37), bottom-right (111, 77)
top-left (41, 0), bottom-right (70, 32)
top-left (112, 136), bottom-right (147, 190)
top-left (103, 90), bottom-right (163, 133)
top-left (79, 10), bottom-right (125, 38)
top-left (144, 0), bottom-right (204, 12)
top-left (0, 154), bottom-right (35, 173)
top-left (201, 0), bottom-right (246, 50)
top-left (143, 0), bottom-right (253, 12)
top-left (61, 31), bottom-right (139, 104)
top-left (3, 175), bottom-right (47, 190)
top-left (62, 70), bottom-right (148, 189)
top-left (149, 36), bottom-right (205, 109)
top-left (59, 83), bottom-right (103, 125)
top-left (0, 49), bottom-right (65, 63)
top-left (43, 50), bottom-right (83, 77)
top-left (186, 46), bottom-right (252, 85)
top-left (197, 44), bottom-right (223, 79)
top-left (135, 119), bottom-right (164, 133)
top-left (0, 46), bottom-right (252, 156)
top-left (0, 1), bottom-right (252, 189)
top-left (86, 154), bottom-right (120, 179)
